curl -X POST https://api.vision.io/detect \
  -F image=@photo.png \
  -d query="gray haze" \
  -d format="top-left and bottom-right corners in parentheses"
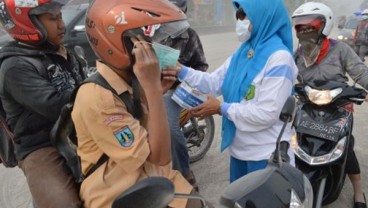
top-left (64, 0), bottom-right (365, 28)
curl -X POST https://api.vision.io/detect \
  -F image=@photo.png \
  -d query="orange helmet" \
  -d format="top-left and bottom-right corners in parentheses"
top-left (0, 0), bottom-right (68, 45)
top-left (85, 0), bottom-right (188, 69)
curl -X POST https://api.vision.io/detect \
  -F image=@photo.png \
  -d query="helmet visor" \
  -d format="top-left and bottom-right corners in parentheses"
top-left (124, 19), bottom-right (190, 43)
top-left (29, 0), bottom-right (69, 15)
top-left (292, 14), bottom-right (325, 32)
top-left (168, 0), bottom-right (187, 12)
top-left (122, 19), bottom-right (189, 67)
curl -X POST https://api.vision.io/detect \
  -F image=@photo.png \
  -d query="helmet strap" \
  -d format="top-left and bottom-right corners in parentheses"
top-left (29, 14), bottom-right (48, 46)
top-left (131, 73), bottom-right (143, 119)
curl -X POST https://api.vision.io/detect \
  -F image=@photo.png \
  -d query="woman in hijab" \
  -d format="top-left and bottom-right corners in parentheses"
top-left (163, 0), bottom-right (298, 182)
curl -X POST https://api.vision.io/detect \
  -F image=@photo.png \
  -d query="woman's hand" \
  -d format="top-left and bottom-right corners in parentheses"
top-left (161, 65), bottom-right (178, 94)
top-left (189, 95), bottom-right (221, 120)
top-left (162, 62), bottom-right (182, 77)
top-left (161, 63), bottom-right (183, 94)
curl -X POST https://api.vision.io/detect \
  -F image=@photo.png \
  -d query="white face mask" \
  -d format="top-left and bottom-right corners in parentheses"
top-left (236, 19), bottom-right (251, 43)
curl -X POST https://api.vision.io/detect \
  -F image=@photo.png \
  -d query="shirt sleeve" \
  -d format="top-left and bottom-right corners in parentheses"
top-left (185, 28), bottom-right (209, 72)
top-left (2, 57), bottom-right (71, 121)
top-left (73, 83), bottom-right (150, 173)
top-left (341, 42), bottom-right (368, 89)
top-left (181, 56), bottom-right (232, 96)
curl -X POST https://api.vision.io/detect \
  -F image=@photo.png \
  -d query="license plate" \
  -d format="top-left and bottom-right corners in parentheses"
top-left (296, 117), bottom-right (344, 142)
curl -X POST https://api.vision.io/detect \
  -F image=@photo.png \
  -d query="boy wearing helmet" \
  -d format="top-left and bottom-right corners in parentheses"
top-left (71, 0), bottom-right (210, 207)
top-left (354, 9), bottom-right (368, 61)
top-left (292, 2), bottom-right (368, 208)
top-left (0, 0), bottom-right (84, 207)
top-left (163, 0), bottom-right (208, 191)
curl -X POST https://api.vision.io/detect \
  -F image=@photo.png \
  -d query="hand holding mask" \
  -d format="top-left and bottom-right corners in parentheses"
top-left (152, 42), bottom-right (180, 71)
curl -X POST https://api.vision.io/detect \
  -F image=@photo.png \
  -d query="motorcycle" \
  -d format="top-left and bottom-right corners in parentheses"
top-left (112, 96), bottom-right (314, 208)
top-left (292, 80), bottom-right (366, 208)
top-left (179, 109), bottom-right (215, 163)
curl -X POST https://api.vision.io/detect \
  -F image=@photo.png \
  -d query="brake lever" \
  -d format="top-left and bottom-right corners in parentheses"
top-left (349, 97), bottom-right (365, 104)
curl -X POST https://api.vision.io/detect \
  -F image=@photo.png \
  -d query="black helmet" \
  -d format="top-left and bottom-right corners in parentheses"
top-left (168, 0), bottom-right (187, 13)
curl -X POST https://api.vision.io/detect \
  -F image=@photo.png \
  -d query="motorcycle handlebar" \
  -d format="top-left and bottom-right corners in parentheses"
top-left (294, 82), bottom-right (367, 105)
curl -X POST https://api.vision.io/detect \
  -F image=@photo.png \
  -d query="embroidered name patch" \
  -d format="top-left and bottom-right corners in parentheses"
top-left (114, 126), bottom-right (134, 147)
top-left (104, 115), bottom-right (123, 126)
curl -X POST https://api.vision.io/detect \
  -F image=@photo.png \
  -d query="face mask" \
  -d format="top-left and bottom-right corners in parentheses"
top-left (300, 40), bottom-right (321, 68)
top-left (363, 15), bottom-right (368, 20)
top-left (152, 42), bottom-right (180, 71)
top-left (236, 19), bottom-right (251, 43)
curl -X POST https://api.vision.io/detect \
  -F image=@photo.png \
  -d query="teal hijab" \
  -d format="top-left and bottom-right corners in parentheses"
top-left (220, 0), bottom-right (293, 151)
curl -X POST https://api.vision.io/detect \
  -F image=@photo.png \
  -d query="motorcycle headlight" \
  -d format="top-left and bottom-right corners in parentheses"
top-left (290, 176), bottom-right (313, 208)
top-left (305, 86), bottom-right (343, 105)
top-left (337, 35), bottom-right (344, 40)
top-left (292, 135), bottom-right (347, 165)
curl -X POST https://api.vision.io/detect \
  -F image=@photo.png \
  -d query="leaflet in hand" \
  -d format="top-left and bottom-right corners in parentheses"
top-left (171, 82), bottom-right (207, 109)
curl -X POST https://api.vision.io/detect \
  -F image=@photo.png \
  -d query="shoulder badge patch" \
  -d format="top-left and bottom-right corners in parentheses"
top-left (245, 85), bottom-right (256, 101)
top-left (114, 126), bottom-right (134, 147)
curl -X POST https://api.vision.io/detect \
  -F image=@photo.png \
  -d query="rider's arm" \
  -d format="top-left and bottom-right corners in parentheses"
top-left (341, 42), bottom-right (368, 89)
top-left (143, 82), bottom-right (172, 166)
top-left (2, 57), bottom-right (71, 121)
top-left (185, 28), bottom-right (209, 72)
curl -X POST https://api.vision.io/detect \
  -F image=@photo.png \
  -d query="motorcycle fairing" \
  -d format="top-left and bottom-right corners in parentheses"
top-left (220, 164), bottom-right (306, 207)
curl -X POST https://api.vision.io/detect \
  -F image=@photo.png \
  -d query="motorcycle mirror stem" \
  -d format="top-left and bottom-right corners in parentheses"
top-left (270, 96), bottom-right (296, 166)
top-left (174, 193), bottom-right (208, 207)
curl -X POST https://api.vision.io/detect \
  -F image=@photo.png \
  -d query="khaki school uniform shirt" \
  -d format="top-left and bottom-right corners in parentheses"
top-left (72, 62), bottom-right (192, 208)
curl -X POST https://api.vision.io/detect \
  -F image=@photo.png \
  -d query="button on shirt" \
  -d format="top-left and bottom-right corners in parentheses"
top-left (72, 62), bottom-right (192, 208)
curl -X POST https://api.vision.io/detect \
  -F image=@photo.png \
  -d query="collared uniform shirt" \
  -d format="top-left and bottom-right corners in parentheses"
top-left (72, 62), bottom-right (192, 208)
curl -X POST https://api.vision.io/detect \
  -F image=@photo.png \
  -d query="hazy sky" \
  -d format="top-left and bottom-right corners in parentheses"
top-left (321, 0), bottom-right (362, 17)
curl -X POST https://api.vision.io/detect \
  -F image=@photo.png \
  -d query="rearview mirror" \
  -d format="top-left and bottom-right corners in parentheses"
top-left (279, 96), bottom-right (295, 123)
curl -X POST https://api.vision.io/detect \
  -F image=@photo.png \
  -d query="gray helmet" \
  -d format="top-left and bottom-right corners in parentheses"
top-left (168, 0), bottom-right (187, 13)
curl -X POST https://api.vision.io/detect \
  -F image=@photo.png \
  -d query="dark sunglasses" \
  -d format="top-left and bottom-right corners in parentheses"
top-left (235, 8), bottom-right (246, 20)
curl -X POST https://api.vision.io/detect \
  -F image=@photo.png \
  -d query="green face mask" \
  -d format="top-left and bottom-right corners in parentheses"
top-left (152, 42), bottom-right (180, 71)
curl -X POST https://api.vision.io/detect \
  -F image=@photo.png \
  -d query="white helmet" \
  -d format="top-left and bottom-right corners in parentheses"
top-left (292, 2), bottom-right (334, 37)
